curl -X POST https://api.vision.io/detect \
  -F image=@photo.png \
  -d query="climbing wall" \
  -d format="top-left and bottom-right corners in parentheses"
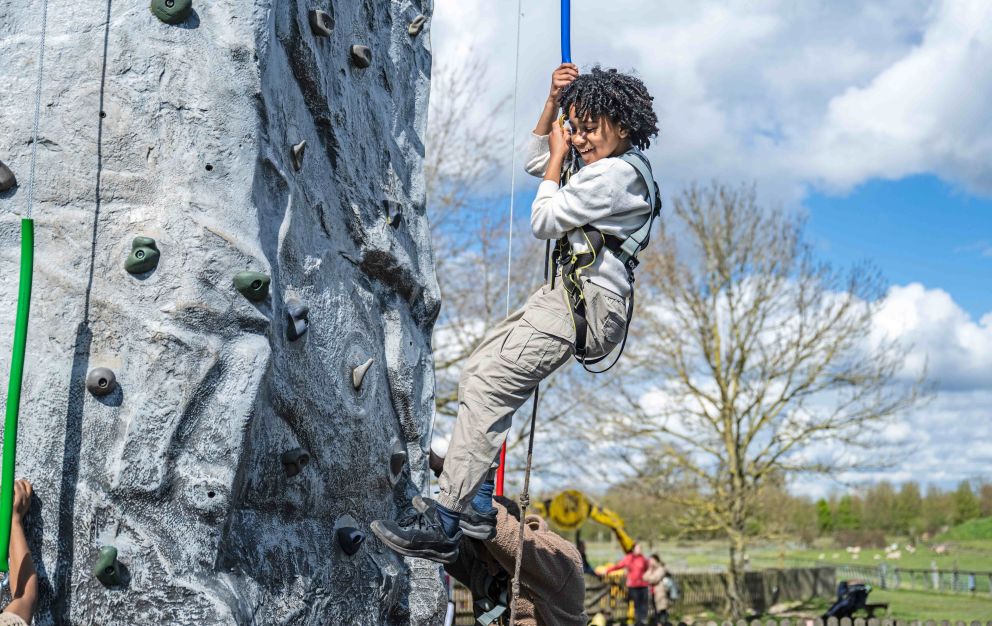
top-left (0, 0), bottom-right (444, 624)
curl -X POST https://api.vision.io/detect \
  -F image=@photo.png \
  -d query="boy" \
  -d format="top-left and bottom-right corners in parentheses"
top-left (372, 64), bottom-right (659, 563)
top-left (1, 479), bottom-right (38, 626)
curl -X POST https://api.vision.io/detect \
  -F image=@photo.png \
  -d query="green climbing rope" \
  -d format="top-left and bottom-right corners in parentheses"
top-left (0, 218), bottom-right (34, 572)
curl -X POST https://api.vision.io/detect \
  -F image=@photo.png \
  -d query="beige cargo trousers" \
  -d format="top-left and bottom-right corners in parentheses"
top-left (436, 278), bottom-right (628, 513)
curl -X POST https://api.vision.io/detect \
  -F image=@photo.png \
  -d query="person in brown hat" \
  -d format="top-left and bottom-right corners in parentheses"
top-left (1, 479), bottom-right (37, 626)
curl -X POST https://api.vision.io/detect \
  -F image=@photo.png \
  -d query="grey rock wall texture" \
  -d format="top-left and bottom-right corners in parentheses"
top-left (0, 0), bottom-right (444, 624)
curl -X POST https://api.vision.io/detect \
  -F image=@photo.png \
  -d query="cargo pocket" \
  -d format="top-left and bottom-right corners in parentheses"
top-left (498, 320), bottom-right (571, 374)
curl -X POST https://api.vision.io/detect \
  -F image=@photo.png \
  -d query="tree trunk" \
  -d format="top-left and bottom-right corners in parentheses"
top-left (726, 527), bottom-right (748, 619)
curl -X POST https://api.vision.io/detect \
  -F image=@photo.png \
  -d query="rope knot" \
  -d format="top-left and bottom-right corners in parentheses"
top-left (518, 493), bottom-right (530, 508)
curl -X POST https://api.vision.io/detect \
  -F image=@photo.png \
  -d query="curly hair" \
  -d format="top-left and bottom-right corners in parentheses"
top-left (558, 66), bottom-right (659, 150)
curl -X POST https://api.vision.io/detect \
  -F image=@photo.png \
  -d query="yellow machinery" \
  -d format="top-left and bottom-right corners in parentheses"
top-left (532, 489), bottom-right (635, 553)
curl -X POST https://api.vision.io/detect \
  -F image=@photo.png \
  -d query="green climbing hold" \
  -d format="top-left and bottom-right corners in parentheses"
top-left (408, 15), bottom-right (427, 37)
top-left (0, 160), bottom-right (16, 193)
top-left (93, 546), bottom-right (122, 587)
top-left (150, 0), bottom-right (192, 24)
top-left (125, 236), bottom-right (160, 274)
top-left (309, 9), bottom-right (334, 37)
top-left (234, 271), bottom-right (270, 302)
top-left (350, 45), bottom-right (372, 69)
top-left (86, 367), bottom-right (117, 397)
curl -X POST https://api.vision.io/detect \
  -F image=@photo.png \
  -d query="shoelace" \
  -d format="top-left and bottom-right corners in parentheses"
top-left (395, 505), bottom-right (439, 531)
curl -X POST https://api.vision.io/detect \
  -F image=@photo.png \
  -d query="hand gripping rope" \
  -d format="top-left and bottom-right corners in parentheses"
top-left (0, 0), bottom-right (45, 572)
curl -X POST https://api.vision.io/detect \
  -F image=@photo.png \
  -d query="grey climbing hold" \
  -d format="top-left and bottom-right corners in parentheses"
top-left (336, 527), bottom-right (365, 556)
top-left (233, 271), bottom-right (270, 302)
top-left (0, 160), bottom-right (16, 192)
top-left (389, 441), bottom-right (407, 486)
top-left (407, 15), bottom-right (427, 37)
top-left (350, 45), bottom-right (372, 69)
top-left (285, 298), bottom-right (309, 341)
top-left (290, 140), bottom-right (306, 172)
top-left (125, 236), bottom-right (160, 274)
top-left (281, 448), bottom-right (310, 478)
top-left (352, 357), bottom-right (373, 390)
top-left (93, 546), bottom-right (122, 587)
top-left (150, 0), bottom-right (193, 25)
top-left (86, 367), bottom-right (117, 397)
top-left (309, 9), bottom-right (334, 37)
top-left (384, 200), bottom-right (402, 227)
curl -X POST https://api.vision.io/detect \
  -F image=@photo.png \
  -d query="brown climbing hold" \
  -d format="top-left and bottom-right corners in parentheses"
top-left (309, 9), bottom-right (334, 37)
top-left (281, 448), bottom-right (310, 478)
top-left (291, 141), bottom-right (306, 172)
top-left (350, 45), bottom-right (372, 69)
top-left (352, 357), bottom-right (373, 390)
top-left (408, 15), bottom-right (427, 37)
top-left (0, 160), bottom-right (16, 192)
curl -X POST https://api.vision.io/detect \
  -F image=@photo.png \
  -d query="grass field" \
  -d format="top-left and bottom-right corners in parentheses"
top-left (581, 535), bottom-right (992, 620)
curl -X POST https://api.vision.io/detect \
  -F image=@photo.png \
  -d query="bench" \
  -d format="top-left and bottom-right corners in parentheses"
top-left (864, 602), bottom-right (890, 618)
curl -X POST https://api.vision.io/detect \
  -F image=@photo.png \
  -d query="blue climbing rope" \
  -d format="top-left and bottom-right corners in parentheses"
top-left (561, 0), bottom-right (571, 63)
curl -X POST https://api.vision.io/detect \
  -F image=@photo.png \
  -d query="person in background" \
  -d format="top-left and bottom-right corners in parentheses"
top-left (1, 479), bottom-right (37, 626)
top-left (643, 554), bottom-right (670, 624)
top-left (604, 543), bottom-right (650, 626)
top-left (576, 539), bottom-right (596, 576)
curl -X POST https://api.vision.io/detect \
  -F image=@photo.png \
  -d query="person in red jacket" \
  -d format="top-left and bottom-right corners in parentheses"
top-left (605, 543), bottom-right (651, 626)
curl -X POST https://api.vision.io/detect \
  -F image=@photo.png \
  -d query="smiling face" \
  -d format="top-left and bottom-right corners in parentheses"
top-left (568, 106), bottom-right (632, 165)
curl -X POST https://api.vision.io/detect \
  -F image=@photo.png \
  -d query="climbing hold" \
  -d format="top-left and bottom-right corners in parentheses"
top-left (0, 160), bottom-right (16, 192)
top-left (285, 298), bottom-right (309, 340)
top-left (93, 546), bottom-right (122, 587)
top-left (350, 45), bottom-right (372, 69)
top-left (290, 140), bottom-right (306, 172)
top-left (150, 0), bottom-right (193, 25)
top-left (233, 271), bottom-right (270, 302)
top-left (86, 367), bottom-right (117, 397)
top-left (309, 9), bottom-right (334, 37)
top-left (352, 357), bottom-right (374, 390)
top-left (384, 201), bottom-right (402, 227)
top-left (124, 236), bottom-right (160, 274)
top-left (336, 527), bottom-right (365, 556)
top-left (389, 441), bottom-right (407, 486)
top-left (281, 448), bottom-right (310, 478)
top-left (407, 15), bottom-right (427, 37)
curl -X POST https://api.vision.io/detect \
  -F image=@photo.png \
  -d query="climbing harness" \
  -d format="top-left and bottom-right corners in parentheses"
top-left (554, 148), bottom-right (661, 373)
top-left (0, 0), bottom-right (44, 573)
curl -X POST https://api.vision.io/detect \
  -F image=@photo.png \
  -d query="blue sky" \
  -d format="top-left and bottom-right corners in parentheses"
top-left (430, 0), bottom-right (992, 494)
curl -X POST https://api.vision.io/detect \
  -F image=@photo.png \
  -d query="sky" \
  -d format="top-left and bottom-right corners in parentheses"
top-left (428, 0), bottom-right (992, 497)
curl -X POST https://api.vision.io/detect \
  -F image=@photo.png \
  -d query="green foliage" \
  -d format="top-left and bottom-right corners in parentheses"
top-left (953, 480), bottom-right (981, 525)
top-left (835, 495), bottom-right (860, 530)
top-left (938, 516), bottom-right (992, 541)
top-left (816, 499), bottom-right (833, 533)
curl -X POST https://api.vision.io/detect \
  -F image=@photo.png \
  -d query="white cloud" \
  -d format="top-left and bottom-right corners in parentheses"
top-left (431, 0), bottom-right (992, 200)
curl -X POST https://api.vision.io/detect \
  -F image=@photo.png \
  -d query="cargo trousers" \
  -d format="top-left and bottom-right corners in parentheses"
top-left (436, 278), bottom-right (628, 513)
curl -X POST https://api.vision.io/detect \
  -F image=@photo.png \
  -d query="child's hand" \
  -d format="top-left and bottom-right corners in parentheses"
top-left (12, 479), bottom-right (32, 520)
top-left (549, 115), bottom-right (573, 160)
top-left (548, 63), bottom-right (579, 104)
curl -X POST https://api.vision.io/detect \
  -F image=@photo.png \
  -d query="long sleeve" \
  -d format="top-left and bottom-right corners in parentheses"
top-left (605, 553), bottom-right (631, 574)
top-left (523, 133), bottom-right (551, 178)
top-left (530, 158), bottom-right (622, 240)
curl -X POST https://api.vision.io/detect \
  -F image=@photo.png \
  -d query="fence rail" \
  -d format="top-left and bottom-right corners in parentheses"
top-left (783, 561), bottom-right (992, 596)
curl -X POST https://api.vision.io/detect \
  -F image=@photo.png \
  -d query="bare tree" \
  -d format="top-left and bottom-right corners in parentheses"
top-left (426, 58), bottom-right (615, 487)
top-left (600, 183), bottom-right (928, 617)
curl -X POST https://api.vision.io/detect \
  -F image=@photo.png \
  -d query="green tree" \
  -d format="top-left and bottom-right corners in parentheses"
top-left (979, 482), bottom-right (992, 518)
top-left (922, 484), bottom-right (950, 532)
top-left (863, 482), bottom-right (897, 532)
top-left (836, 495), bottom-right (861, 530)
top-left (953, 480), bottom-right (981, 525)
top-left (817, 498), bottom-right (834, 534)
top-left (895, 481), bottom-right (923, 535)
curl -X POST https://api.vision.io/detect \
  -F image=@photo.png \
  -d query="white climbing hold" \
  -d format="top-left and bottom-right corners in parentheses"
top-left (352, 357), bottom-right (374, 390)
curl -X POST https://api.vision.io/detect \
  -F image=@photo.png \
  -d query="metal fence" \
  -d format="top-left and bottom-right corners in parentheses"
top-left (784, 561), bottom-right (992, 596)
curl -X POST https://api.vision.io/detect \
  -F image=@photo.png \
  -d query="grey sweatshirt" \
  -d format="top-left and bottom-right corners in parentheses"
top-left (524, 132), bottom-right (652, 298)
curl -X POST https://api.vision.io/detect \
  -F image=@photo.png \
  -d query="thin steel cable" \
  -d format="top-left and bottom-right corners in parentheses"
top-left (26, 0), bottom-right (51, 220)
top-left (504, 0), bottom-right (523, 317)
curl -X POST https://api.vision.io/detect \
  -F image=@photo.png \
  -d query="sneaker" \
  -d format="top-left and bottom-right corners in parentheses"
top-left (412, 496), bottom-right (496, 540)
top-left (459, 505), bottom-right (497, 540)
top-left (371, 498), bottom-right (461, 564)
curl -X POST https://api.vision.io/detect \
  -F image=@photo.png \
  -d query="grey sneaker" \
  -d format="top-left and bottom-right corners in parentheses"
top-left (371, 498), bottom-right (461, 564)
